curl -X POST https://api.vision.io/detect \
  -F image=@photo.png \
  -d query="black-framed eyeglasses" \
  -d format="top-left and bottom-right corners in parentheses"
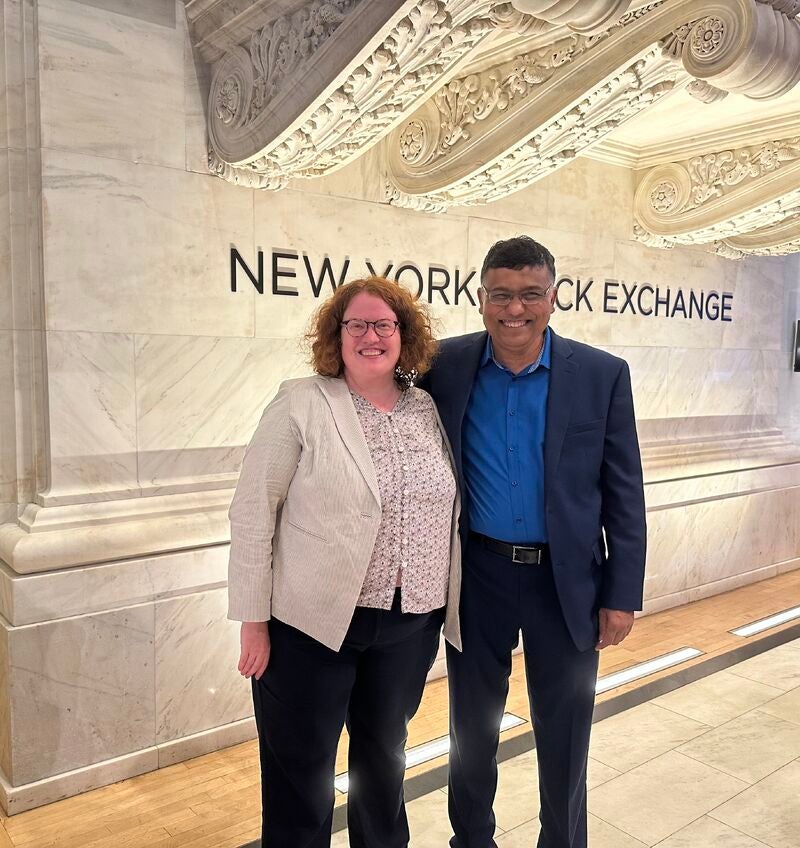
top-left (341, 319), bottom-right (400, 338)
top-left (481, 282), bottom-right (555, 306)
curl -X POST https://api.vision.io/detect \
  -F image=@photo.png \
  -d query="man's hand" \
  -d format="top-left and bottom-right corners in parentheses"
top-left (239, 621), bottom-right (270, 680)
top-left (596, 608), bottom-right (634, 651)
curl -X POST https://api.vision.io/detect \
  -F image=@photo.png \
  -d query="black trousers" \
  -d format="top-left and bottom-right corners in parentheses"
top-left (252, 590), bottom-right (443, 848)
top-left (448, 536), bottom-right (599, 848)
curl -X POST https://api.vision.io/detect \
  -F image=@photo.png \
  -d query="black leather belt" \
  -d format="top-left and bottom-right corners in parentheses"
top-left (472, 532), bottom-right (549, 565)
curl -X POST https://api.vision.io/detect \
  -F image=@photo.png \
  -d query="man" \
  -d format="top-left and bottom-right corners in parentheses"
top-left (418, 236), bottom-right (646, 848)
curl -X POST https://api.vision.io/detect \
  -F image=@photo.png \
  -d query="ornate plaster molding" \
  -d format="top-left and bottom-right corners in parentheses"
top-left (386, 0), bottom-right (800, 211)
top-left (206, 0), bottom-right (533, 188)
top-left (386, 2), bottom-right (684, 209)
top-left (634, 136), bottom-right (800, 252)
top-left (660, 1), bottom-right (800, 99)
top-left (508, 0), bottom-right (634, 34)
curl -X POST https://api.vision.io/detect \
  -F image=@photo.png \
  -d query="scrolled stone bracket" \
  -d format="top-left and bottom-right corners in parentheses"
top-left (634, 136), bottom-right (800, 255)
top-left (660, 0), bottom-right (800, 100)
top-left (205, 0), bottom-right (541, 189)
top-left (386, 32), bottom-right (683, 210)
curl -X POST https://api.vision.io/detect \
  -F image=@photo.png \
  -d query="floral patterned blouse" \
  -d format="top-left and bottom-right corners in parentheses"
top-left (350, 387), bottom-right (456, 613)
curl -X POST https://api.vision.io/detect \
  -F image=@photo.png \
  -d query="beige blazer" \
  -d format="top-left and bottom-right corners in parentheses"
top-left (228, 375), bottom-right (462, 652)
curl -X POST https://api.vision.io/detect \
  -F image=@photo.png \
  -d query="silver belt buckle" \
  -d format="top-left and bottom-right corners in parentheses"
top-left (512, 545), bottom-right (542, 564)
top-left (512, 545), bottom-right (530, 564)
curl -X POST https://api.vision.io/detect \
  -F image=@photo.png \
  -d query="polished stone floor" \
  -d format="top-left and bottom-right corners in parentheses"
top-left (334, 637), bottom-right (800, 848)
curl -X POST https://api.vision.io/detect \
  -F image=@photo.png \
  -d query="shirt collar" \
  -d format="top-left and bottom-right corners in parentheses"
top-left (481, 327), bottom-right (552, 376)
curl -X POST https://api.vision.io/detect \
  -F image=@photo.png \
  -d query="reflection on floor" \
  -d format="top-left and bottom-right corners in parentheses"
top-left (332, 637), bottom-right (800, 848)
top-left (1, 570), bottom-right (798, 847)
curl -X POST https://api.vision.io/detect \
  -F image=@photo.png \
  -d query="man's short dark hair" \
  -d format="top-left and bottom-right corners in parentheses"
top-left (480, 236), bottom-right (556, 284)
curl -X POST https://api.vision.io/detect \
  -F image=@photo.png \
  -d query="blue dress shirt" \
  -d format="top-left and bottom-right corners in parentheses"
top-left (462, 329), bottom-right (551, 543)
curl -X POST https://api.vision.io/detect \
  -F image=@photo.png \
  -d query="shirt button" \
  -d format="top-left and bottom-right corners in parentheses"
top-left (402, 513), bottom-right (408, 519)
top-left (515, 518), bottom-right (522, 524)
top-left (509, 447), bottom-right (515, 453)
top-left (402, 465), bottom-right (409, 471)
top-left (403, 489), bottom-right (409, 496)
top-left (402, 538), bottom-right (408, 546)
top-left (401, 560), bottom-right (407, 567)
top-left (509, 410), bottom-right (516, 416)
top-left (512, 481), bottom-right (518, 487)
top-left (398, 445), bottom-right (405, 453)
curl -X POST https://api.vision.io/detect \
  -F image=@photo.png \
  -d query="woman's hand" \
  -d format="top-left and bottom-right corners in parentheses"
top-left (239, 621), bottom-right (270, 680)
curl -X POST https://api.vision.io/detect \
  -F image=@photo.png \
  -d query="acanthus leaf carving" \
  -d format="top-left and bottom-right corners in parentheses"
top-left (687, 138), bottom-right (800, 206)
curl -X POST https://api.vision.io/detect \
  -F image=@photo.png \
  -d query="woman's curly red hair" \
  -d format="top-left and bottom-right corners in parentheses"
top-left (307, 277), bottom-right (438, 380)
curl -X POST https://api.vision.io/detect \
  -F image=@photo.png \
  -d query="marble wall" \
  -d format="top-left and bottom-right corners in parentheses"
top-left (0, 0), bottom-right (798, 814)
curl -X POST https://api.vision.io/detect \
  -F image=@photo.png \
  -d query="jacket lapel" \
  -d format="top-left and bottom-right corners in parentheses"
top-left (544, 331), bottom-right (578, 495)
top-left (317, 377), bottom-right (382, 508)
top-left (440, 332), bottom-right (485, 486)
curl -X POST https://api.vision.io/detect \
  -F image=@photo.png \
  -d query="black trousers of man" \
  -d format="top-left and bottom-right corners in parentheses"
top-left (447, 535), bottom-right (599, 848)
top-left (251, 590), bottom-right (442, 848)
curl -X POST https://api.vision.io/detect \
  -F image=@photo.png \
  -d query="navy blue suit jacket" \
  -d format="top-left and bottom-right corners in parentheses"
top-left (419, 329), bottom-right (647, 651)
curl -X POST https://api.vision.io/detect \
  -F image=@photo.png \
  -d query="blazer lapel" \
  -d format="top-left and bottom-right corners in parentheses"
top-left (440, 332), bottom-right (486, 487)
top-left (317, 377), bottom-right (382, 508)
top-left (544, 331), bottom-right (578, 495)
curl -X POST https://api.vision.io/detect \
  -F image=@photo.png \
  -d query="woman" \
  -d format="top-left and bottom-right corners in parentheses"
top-left (228, 276), bottom-right (461, 848)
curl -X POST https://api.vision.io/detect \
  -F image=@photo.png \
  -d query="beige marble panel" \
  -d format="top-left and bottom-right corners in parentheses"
top-left (3, 545), bottom-right (228, 626)
top-left (666, 348), bottom-right (781, 418)
top-left (686, 489), bottom-right (800, 589)
top-left (589, 703), bottom-right (710, 773)
top-left (0, 625), bottom-right (10, 780)
top-left (464, 217), bottom-right (617, 344)
top-left (725, 641), bottom-right (800, 691)
top-left (37, 0), bottom-right (184, 168)
top-left (495, 748), bottom-right (540, 832)
top-left (406, 785), bottom-right (456, 848)
top-left (252, 188), bottom-right (471, 341)
top-left (641, 506), bottom-right (693, 601)
top-left (3, 146), bottom-right (44, 332)
top-left (156, 716), bottom-right (256, 768)
top-left (41, 149), bottom-right (255, 337)
top-left (587, 751), bottom-right (748, 846)
top-left (656, 816), bottom-right (771, 848)
top-left (155, 588), bottom-right (252, 744)
top-left (678, 709), bottom-right (800, 784)
top-left (458, 171), bottom-right (549, 231)
top-left (45, 331), bottom-right (138, 498)
top-left (135, 335), bottom-right (311, 489)
top-left (0, 148), bottom-right (10, 331)
top-left (757, 686), bottom-right (800, 726)
top-left (653, 671), bottom-right (784, 727)
top-left (7, 604), bottom-right (155, 784)
top-left (495, 812), bottom-right (648, 848)
top-left (710, 759), bottom-right (800, 848)
top-left (545, 158), bottom-right (635, 243)
top-left (288, 145), bottom-right (386, 205)
top-left (611, 239), bottom-right (741, 350)
top-left (0, 331), bottom-right (15, 522)
top-left (602, 345), bottom-right (670, 419)
top-left (719, 257), bottom-right (786, 352)
top-left (492, 749), bottom-right (627, 835)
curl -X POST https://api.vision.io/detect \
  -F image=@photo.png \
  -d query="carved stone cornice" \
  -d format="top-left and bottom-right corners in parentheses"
top-left (385, 0), bottom-right (800, 211)
top-left (386, 1), bottom-right (685, 209)
top-left (661, 1), bottom-right (800, 100)
top-left (206, 0), bottom-right (529, 189)
top-left (634, 135), bottom-right (800, 252)
top-left (508, 0), bottom-right (633, 34)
